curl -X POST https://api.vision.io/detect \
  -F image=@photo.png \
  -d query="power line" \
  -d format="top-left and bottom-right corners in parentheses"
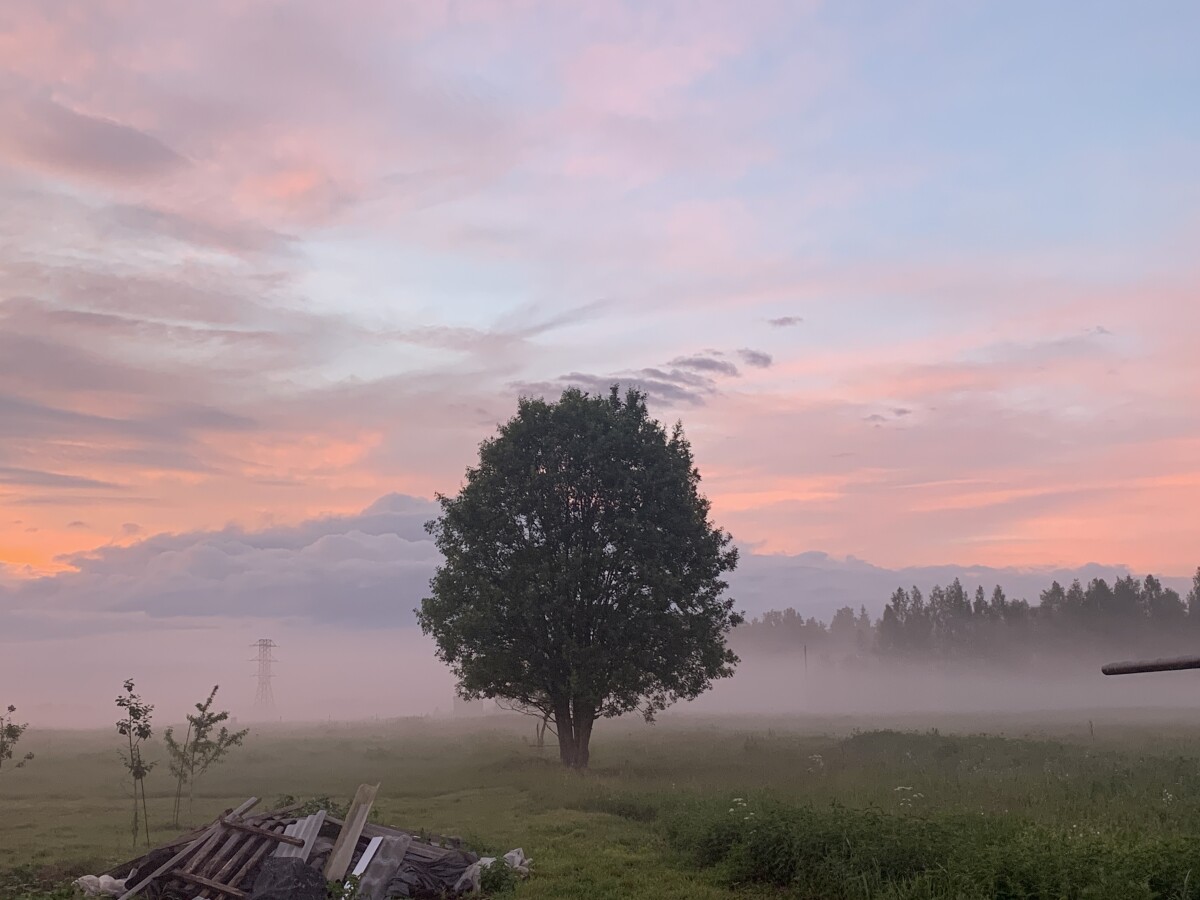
top-left (249, 638), bottom-right (277, 716)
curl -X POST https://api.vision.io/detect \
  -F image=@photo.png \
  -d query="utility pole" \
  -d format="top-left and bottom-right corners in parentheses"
top-left (250, 638), bottom-right (278, 717)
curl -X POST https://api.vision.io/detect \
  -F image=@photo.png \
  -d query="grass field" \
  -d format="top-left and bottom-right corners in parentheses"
top-left (4, 709), bottom-right (1200, 899)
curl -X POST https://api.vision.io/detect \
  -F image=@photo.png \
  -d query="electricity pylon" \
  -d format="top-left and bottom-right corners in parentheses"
top-left (250, 638), bottom-right (278, 716)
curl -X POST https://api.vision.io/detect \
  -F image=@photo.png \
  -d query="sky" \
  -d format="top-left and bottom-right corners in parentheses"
top-left (1, 2), bottom-right (1199, 721)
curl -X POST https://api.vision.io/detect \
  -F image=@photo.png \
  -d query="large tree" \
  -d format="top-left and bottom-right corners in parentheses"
top-left (418, 386), bottom-right (741, 768)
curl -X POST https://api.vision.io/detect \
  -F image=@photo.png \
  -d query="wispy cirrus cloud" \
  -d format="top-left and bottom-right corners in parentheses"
top-left (0, 91), bottom-right (186, 182)
top-left (0, 0), bottom-right (1197, 584)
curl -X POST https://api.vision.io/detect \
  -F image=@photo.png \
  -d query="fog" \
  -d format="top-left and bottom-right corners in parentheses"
top-left (0, 625), bottom-right (455, 729)
top-left (5, 492), bottom-right (1194, 730)
top-left (694, 650), bottom-right (1200, 717)
top-left (6, 619), bottom-right (1196, 732)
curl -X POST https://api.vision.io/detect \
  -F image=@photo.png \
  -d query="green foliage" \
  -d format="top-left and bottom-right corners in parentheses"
top-left (0, 866), bottom-right (77, 900)
top-left (658, 794), bottom-right (1200, 898)
top-left (114, 678), bottom-right (155, 848)
top-left (164, 685), bottom-right (249, 825)
top-left (480, 860), bottom-right (521, 895)
top-left (326, 873), bottom-right (360, 899)
top-left (419, 385), bottom-right (741, 768)
top-left (275, 793), bottom-right (353, 819)
top-left (274, 794), bottom-right (381, 822)
top-left (1, 705), bottom-right (35, 774)
top-left (561, 726), bottom-right (1200, 899)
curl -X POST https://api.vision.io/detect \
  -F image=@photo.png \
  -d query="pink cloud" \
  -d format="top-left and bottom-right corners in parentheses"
top-left (0, 0), bottom-right (1197, 584)
top-left (565, 38), bottom-right (739, 118)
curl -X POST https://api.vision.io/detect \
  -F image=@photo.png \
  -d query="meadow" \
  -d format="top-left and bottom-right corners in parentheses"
top-left (4, 709), bottom-right (1200, 899)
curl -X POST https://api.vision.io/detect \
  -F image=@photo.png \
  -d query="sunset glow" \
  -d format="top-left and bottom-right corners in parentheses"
top-left (1, 1), bottom-right (1197, 587)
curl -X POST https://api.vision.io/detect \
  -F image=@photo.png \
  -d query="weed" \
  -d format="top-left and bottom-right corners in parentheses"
top-left (327, 873), bottom-right (360, 899)
top-left (0, 705), bottom-right (34, 774)
top-left (480, 861), bottom-right (521, 895)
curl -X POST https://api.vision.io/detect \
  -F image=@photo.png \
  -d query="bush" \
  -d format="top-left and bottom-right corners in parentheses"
top-left (479, 861), bottom-right (521, 896)
top-left (659, 794), bottom-right (1200, 899)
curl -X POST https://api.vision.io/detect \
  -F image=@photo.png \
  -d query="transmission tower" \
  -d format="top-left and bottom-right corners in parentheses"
top-left (250, 638), bottom-right (277, 716)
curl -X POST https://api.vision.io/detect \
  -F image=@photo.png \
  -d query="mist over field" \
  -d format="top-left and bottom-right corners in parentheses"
top-left (3, 495), bottom-right (1196, 728)
top-left (698, 652), bottom-right (1200, 718)
top-left (8, 611), bottom-right (1200, 729)
top-left (4, 492), bottom-right (1195, 730)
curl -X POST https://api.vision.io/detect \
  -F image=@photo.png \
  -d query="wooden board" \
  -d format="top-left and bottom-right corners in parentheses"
top-left (220, 818), bottom-right (305, 846)
top-left (196, 815), bottom-right (295, 900)
top-left (193, 827), bottom-right (250, 898)
top-left (323, 783), bottom-right (380, 881)
top-left (175, 870), bottom-right (248, 898)
top-left (227, 822), bottom-right (287, 890)
top-left (201, 828), bottom-right (273, 898)
top-left (116, 798), bottom-right (259, 899)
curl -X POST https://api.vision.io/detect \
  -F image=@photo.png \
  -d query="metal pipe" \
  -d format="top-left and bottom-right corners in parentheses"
top-left (1102, 655), bottom-right (1200, 675)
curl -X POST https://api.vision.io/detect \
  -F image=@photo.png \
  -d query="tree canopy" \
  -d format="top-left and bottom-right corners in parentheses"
top-left (734, 566), bottom-right (1200, 666)
top-left (417, 386), bottom-right (741, 767)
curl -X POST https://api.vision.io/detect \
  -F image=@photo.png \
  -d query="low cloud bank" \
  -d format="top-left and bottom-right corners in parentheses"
top-left (3, 493), bottom-right (1183, 642)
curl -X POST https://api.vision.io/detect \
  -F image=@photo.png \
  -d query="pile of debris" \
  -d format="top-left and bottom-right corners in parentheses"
top-left (74, 785), bottom-right (530, 899)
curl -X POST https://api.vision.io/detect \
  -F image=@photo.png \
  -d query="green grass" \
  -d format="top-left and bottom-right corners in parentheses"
top-left (4, 712), bottom-right (1200, 898)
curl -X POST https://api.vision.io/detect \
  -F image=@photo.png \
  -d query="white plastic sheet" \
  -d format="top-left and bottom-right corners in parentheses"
top-left (452, 847), bottom-right (532, 894)
top-left (73, 874), bottom-right (127, 897)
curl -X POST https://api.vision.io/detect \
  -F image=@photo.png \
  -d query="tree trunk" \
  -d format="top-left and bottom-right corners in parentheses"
top-left (140, 778), bottom-right (151, 848)
top-left (554, 702), bottom-right (575, 766)
top-left (172, 774), bottom-right (184, 828)
top-left (553, 700), bottom-right (595, 769)
top-left (575, 715), bottom-right (593, 768)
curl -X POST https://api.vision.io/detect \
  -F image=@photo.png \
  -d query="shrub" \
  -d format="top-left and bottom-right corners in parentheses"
top-left (660, 793), bottom-right (1200, 899)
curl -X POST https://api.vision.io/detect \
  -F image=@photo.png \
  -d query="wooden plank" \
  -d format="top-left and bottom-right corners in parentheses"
top-left (324, 783), bottom-right (380, 881)
top-left (202, 831), bottom-right (275, 897)
top-left (149, 824), bottom-right (210, 852)
top-left (227, 825), bottom-right (284, 891)
top-left (194, 829), bottom-right (251, 898)
top-left (197, 818), bottom-right (291, 900)
top-left (186, 829), bottom-right (226, 873)
top-left (201, 816), bottom-right (273, 878)
top-left (220, 818), bottom-right (305, 846)
top-left (100, 824), bottom-right (207, 879)
top-left (115, 824), bottom-right (222, 900)
top-left (116, 798), bottom-right (259, 900)
top-left (183, 799), bottom-right (265, 878)
top-left (114, 796), bottom-right (255, 900)
top-left (174, 871), bottom-right (247, 898)
top-left (274, 810), bottom-right (326, 861)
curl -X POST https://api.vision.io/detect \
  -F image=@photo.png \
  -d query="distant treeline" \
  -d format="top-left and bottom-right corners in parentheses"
top-left (732, 568), bottom-right (1200, 662)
